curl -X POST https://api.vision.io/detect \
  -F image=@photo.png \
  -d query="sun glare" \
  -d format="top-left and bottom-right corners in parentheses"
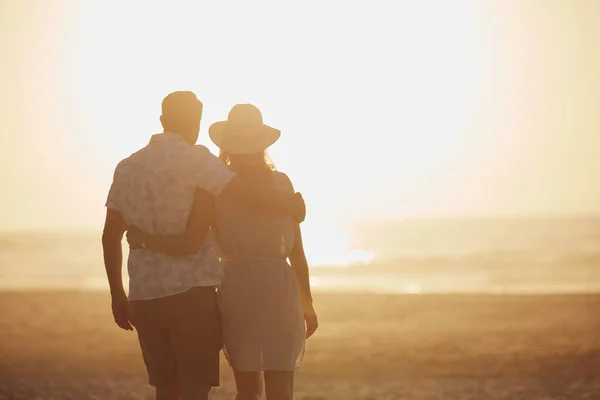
top-left (3, 1), bottom-right (599, 232)
top-left (301, 220), bottom-right (373, 267)
top-left (74, 0), bottom-right (497, 236)
top-left (0, 0), bottom-right (509, 232)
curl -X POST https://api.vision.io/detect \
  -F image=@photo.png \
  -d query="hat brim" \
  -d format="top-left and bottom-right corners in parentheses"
top-left (209, 121), bottom-right (281, 154)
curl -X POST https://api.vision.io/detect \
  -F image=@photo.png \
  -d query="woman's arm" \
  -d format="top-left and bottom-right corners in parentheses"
top-left (289, 221), bottom-right (319, 338)
top-left (127, 188), bottom-right (214, 256)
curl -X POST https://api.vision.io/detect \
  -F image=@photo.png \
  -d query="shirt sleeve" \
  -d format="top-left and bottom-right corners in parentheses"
top-left (105, 162), bottom-right (123, 210)
top-left (192, 145), bottom-right (236, 196)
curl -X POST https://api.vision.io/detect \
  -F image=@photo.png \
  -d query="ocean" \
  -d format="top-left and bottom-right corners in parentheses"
top-left (1, 216), bottom-right (599, 294)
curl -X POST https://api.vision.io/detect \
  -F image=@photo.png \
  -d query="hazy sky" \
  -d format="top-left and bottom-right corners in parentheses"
top-left (1, 0), bottom-right (599, 231)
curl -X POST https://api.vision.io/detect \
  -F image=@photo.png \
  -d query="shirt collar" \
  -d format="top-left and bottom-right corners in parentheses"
top-left (149, 132), bottom-right (190, 146)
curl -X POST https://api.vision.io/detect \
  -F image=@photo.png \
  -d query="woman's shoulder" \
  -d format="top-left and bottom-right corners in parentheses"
top-left (269, 170), bottom-right (295, 192)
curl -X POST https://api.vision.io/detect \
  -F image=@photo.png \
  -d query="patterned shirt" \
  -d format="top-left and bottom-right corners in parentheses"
top-left (106, 133), bottom-right (235, 301)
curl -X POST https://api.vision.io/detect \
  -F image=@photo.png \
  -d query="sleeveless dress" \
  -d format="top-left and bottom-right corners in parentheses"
top-left (213, 170), bottom-right (305, 372)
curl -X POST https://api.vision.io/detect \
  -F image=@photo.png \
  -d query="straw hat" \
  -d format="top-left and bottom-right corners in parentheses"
top-left (209, 104), bottom-right (280, 154)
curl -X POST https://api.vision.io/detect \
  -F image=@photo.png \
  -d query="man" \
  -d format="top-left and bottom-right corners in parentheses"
top-left (102, 91), bottom-right (304, 400)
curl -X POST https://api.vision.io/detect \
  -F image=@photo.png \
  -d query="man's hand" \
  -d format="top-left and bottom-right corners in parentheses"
top-left (293, 192), bottom-right (306, 223)
top-left (305, 307), bottom-right (318, 338)
top-left (126, 226), bottom-right (144, 249)
top-left (111, 291), bottom-right (133, 331)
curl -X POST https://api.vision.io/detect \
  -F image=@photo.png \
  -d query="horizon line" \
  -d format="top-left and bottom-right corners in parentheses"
top-left (2, 211), bottom-right (600, 234)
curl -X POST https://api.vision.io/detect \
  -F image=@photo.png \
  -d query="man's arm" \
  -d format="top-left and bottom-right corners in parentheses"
top-left (219, 178), bottom-right (306, 223)
top-left (193, 146), bottom-right (306, 223)
top-left (101, 208), bottom-right (132, 331)
top-left (127, 188), bottom-right (214, 256)
top-left (289, 221), bottom-right (318, 338)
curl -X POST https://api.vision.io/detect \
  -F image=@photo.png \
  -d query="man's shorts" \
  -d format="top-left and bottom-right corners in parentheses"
top-left (129, 286), bottom-right (221, 387)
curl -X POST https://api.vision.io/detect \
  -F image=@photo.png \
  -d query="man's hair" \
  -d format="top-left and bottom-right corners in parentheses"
top-left (161, 91), bottom-right (203, 132)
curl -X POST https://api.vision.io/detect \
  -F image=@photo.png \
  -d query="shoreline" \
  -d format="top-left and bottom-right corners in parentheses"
top-left (1, 287), bottom-right (600, 297)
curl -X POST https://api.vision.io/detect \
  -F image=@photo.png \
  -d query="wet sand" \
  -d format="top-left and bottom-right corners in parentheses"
top-left (0, 291), bottom-right (599, 399)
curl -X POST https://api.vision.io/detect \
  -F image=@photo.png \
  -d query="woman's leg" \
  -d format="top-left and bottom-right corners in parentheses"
top-left (233, 368), bottom-right (263, 400)
top-left (264, 371), bottom-right (294, 400)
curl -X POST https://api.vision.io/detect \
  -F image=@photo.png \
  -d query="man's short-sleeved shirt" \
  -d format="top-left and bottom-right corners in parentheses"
top-left (106, 133), bottom-right (235, 301)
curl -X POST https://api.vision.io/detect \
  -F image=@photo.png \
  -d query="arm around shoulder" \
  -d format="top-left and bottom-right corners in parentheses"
top-left (219, 171), bottom-right (306, 222)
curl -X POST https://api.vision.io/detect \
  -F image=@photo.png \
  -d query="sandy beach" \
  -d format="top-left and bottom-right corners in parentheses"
top-left (0, 291), bottom-right (599, 399)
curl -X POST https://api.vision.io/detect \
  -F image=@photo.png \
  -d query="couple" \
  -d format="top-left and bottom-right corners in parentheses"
top-left (101, 91), bottom-right (318, 400)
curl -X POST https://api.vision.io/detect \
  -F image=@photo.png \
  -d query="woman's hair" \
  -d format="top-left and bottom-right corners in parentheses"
top-left (218, 150), bottom-right (275, 172)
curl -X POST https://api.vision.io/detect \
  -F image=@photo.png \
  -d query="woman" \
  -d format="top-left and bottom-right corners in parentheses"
top-left (128, 103), bottom-right (318, 400)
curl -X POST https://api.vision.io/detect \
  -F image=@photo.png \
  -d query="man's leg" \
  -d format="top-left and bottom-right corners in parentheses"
top-left (129, 298), bottom-right (179, 400)
top-left (233, 369), bottom-right (262, 400)
top-left (170, 287), bottom-right (222, 400)
top-left (264, 371), bottom-right (294, 400)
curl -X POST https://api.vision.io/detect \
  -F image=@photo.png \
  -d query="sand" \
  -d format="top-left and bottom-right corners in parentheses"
top-left (0, 291), bottom-right (599, 400)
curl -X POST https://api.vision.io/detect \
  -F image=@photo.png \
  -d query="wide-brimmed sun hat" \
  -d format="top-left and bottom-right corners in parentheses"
top-left (209, 104), bottom-right (280, 154)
